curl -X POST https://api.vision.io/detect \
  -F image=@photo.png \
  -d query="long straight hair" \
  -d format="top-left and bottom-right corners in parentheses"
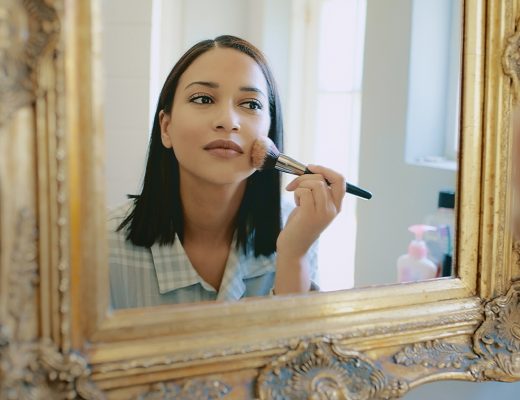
top-left (118, 35), bottom-right (283, 256)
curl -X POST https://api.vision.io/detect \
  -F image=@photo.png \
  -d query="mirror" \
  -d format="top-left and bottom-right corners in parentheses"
top-left (8, 0), bottom-right (520, 397)
top-left (102, 0), bottom-right (462, 308)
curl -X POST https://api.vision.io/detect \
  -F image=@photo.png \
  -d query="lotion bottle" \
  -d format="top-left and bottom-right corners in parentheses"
top-left (397, 225), bottom-right (438, 283)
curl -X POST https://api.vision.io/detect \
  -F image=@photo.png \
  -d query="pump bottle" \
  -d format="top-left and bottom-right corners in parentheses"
top-left (397, 225), bottom-right (438, 283)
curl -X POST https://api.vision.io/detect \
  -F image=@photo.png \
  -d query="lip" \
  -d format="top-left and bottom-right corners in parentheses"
top-left (203, 139), bottom-right (244, 154)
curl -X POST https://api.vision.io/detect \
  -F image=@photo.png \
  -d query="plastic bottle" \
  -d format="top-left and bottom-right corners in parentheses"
top-left (424, 190), bottom-right (455, 277)
top-left (397, 225), bottom-right (438, 283)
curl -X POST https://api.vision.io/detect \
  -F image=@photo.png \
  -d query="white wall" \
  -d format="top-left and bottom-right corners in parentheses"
top-left (405, 0), bottom-right (454, 162)
top-left (101, 0), bottom-right (153, 208)
top-left (355, 0), bottom-right (455, 287)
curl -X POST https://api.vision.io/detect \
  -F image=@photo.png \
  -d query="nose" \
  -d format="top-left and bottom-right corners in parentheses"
top-left (213, 103), bottom-right (240, 133)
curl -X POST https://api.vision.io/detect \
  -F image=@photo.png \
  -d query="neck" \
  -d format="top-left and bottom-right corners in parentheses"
top-left (180, 173), bottom-right (247, 246)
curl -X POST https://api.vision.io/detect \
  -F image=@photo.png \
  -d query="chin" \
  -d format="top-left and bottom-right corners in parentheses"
top-left (188, 165), bottom-right (254, 187)
top-left (210, 170), bottom-right (254, 186)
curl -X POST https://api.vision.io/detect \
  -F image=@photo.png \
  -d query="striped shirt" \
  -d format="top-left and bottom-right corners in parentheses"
top-left (108, 199), bottom-right (318, 308)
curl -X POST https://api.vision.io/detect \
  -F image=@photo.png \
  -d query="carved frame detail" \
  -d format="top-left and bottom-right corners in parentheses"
top-left (504, 16), bottom-right (520, 102)
top-left (258, 340), bottom-right (408, 400)
top-left (0, 0), bottom-right (60, 127)
top-left (0, 210), bottom-right (103, 399)
top-left (394, 280), bottom-right (520, 384)
top-left (0, 1), bottom-right (101, 398)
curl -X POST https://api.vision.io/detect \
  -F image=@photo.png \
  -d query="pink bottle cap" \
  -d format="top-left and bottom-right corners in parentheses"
top-left (408, 225), bottom-right (436, 259)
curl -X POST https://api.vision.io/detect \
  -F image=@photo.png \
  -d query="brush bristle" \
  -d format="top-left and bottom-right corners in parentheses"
top-left (250, 136), bottom-right (280, 170)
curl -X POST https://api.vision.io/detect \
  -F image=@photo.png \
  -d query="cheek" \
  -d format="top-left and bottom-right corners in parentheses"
top-left (168, 103), bottom-right (206, 143)
top-left (253, 114), bottom-right (271, 137)
top-left (169, 118), bottom-right (202, 149)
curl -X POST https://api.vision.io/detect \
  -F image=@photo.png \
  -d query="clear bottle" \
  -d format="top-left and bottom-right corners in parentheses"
top-left (424, 190), bottom-right (455, 277)
top-left (397, 225), bottom-right (438, 283)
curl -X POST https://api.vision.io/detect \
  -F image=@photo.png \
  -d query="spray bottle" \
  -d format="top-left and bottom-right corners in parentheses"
top-left (397, 225), bottom-right (438, 283)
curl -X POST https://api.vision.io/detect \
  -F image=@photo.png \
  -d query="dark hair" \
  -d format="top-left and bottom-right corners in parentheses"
top-left (118, 35), bottom-right (283, 256)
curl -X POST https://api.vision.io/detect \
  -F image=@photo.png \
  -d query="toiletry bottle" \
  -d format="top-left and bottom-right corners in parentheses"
top-left (424, 190), bottom-right (455, 277)
top-left (397, 225), bottom-right (438, 283)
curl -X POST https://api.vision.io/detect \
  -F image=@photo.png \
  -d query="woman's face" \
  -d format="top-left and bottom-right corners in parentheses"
top-left (160, 47), bottom-right (271, 187)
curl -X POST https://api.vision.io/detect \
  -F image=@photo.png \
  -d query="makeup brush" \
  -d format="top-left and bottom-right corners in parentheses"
top-left (251, 136), bottom-right (372, 200)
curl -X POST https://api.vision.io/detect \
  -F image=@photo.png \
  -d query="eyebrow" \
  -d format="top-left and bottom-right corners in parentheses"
top-left (184, 81), bottom-right (267, 99)
top-left (185, 81), bottom-right (218, 90)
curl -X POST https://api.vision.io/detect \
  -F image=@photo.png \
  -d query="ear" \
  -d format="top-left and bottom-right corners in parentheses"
top-left (159, 110), bottom-right (173, 148)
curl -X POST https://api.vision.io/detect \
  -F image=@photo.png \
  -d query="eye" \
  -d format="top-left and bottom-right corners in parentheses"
top-left (189, 94), bottom-right (214, 104)
top-left (240, 99), bottom-right (263, 111)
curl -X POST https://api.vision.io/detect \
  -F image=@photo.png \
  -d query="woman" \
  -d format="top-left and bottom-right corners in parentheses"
top-left (108, 35), bottom-right (345, 308)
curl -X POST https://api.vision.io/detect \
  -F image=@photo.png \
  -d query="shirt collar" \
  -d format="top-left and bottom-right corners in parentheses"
top-left (150, 235), bottom-right (275, 300)
top-left (217, 243), bottom-right (276, 301)
top-left (216, 249), bottom-right (245, 301)
top-left (150, 236), bottom-right (204, 294)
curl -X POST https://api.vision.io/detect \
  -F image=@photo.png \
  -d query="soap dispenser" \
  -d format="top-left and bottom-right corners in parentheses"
top-left (397, 225), bottom-right (438, 283)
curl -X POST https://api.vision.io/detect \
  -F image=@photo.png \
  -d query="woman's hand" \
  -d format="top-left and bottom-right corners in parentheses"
top-left (276, 164), bottom-right (346, 259)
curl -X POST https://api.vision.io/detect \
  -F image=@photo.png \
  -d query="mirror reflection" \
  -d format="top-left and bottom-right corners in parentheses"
top-left (103, 0), bottom-right (461, 308)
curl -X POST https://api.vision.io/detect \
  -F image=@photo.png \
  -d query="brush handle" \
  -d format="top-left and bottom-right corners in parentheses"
top-left (303, 168), bottom-right (372, 200)
top-left (345, 182), bottom-right (373, 200)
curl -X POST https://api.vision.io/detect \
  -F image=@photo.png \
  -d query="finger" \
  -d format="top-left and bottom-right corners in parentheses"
top-left (307, 164), bottom-right (345, 210)
top-left (293, 189), bottom-right (300, 206)
top-left (285, 176), bottom-right (301, 192)
top-left (285, 173), bottom-right (327, 191)
top-left (293, 179), bottom-right (330, 212)
top-left (294, 187), bottom-right (315, 210)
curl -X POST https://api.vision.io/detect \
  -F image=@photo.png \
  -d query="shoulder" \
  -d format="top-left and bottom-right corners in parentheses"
top-left (107, 200), bottom-right (134, 231)
top-left (106, 200), bottom-right (154, 271)
top-left (106, 200), bottom-right (136, 250)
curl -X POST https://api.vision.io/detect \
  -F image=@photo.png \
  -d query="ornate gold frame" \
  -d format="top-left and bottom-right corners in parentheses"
top-left (1, 0), bottom-right (520, 398)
